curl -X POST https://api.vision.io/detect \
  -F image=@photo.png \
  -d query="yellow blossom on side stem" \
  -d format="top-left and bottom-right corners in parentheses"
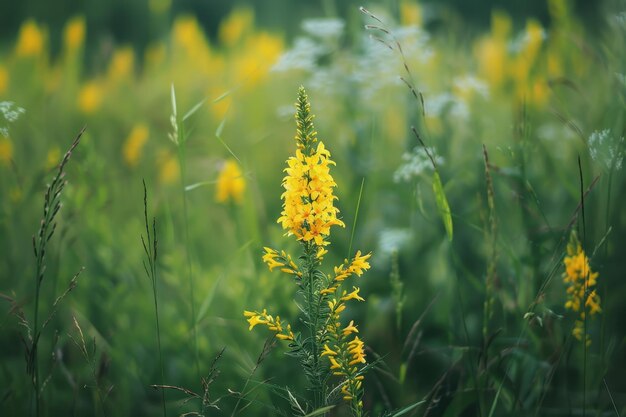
top-left (243, 309), bottom-right (294, 341)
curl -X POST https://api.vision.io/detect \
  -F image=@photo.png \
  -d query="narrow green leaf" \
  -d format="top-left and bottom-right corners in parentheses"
top-left (170, 84), bottom-right (177, 117)
top-left (302, 405), bottom-right (336, 417)
top-left (183, 98), bottom-right (207, 122)
top-left (196, 275), bottom-right (222, 323)
top-left (185, 181), bottom-right (216, 192)
top-left (432, 171), bottom-right (453, 241)
top-left (388, 400), bottom-right (426, 416)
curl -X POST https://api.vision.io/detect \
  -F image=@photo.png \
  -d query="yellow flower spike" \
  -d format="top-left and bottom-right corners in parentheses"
top-left (563, 232), bottom-right (601, 344)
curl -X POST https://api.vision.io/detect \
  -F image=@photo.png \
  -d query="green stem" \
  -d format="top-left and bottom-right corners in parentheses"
top-left (152, 280), bottom-right (167, 417)
top-left (177, 131), bottom-right (200, 379)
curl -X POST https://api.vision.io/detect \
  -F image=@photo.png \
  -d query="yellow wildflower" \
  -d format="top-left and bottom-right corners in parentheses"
top-left (342, 320), bottom-right (359, 336)
top-left (347, 336), bottom-right (366, 365)
top-left (15, 20), bottom-right (45, 57)
top-left (243, 309), bottom-right (293, 341)
top-left (0, 65), bottom-right (8, 94)
top-left (108, 47), bottom-right (135, 82)
top-left (215, 159), bottom-right (246, 204)
top-left (341, 287), bottom-right (365, 303)
top-left (158, 150), bottom-right (180, 185)
top-left (233, 32), bottom-right (283, 86)
top-left (123, 124), bottom-right (149, 167)
top-left (277, 93), bottom-right (346, 246)
top-left (563, 232), bottom-right (601, 344)
top-left (219, 7), bottom-right (254, 46)
top-left (78, 81), bottom-right (104, 114)
top-left (0, 136), bottom-right (13, 166)
top-left (400, 1), bottom-right (422, 26)
top-left (63, 16), bottom-right (85, 52)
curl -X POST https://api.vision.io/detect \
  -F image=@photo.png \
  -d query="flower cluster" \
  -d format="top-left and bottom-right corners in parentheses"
top-left (320, 252), bottom-right (371, 410)
top-left (563, 232), bottom-right (601, 345)
top-left (277, 87), bottom-right (345, 247)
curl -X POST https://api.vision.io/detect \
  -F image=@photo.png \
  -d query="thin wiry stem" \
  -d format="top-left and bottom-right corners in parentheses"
top-left (143, 180), bottom-right (167, 417)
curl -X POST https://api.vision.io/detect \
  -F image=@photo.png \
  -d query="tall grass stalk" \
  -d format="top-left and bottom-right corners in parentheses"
top-left (30, 128), bottom-right (83, 417)
top-left (142, 180), bottom-right (167, 417)
top-left (169, 85), bottom-right (200, 378)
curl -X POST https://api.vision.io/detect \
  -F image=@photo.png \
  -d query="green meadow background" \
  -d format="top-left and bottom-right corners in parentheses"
top-left (0, 0), bottom-right (624, 416)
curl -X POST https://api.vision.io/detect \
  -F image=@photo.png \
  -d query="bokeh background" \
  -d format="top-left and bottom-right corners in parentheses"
top-left (1, 0), bottom-right (624, 416)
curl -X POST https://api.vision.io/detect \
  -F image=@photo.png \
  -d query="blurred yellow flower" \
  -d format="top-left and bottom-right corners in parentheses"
top-left (530, 80), bottom-right (549, 107)
top-left (123, 123), bottom-right (149, 167)
top-left (475, 11), bottom-right (511, 89)
top-left (219, 7), bottom-right (253, 46)
top-left (400, 1), bottom-right (422, 26)
top-left (108, 47), bottom-right (135, 82)
top-left (158, 151), bottom-right (180, 184)
top-left (0, 136), bottom-right (13, 165)
top-left (234, 32), bottom-right (283, 86)
top-left (0, 65), bottom-right (8, 94)
top-left (216, 159), bottom-right (245, 204)
top-left (63, 16), bottom-right (86, 52)
top-left (78, 81), bottom-right (104, 114)
top-left (173, 16), bottom-right (208, 56)
top-left (45, 147), bottom-right (61, 170)
top-left (15, 20), bottom-right (45, 57)
top-left (476, 38), bottom-right (507, 88)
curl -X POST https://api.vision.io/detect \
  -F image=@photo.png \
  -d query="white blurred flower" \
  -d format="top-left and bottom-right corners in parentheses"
top-left (272, 37), bottom-right (327, 72)
top-left (0, 101), bottom-right (25, 137)
top-left (377, 228), bottom-right (413, 257)
top-left (423, 92), bottom-right (470, 120)
top-left (301, 18), bottom-right (345, 40)
top-left (394, 146), bottom-right (443, 182)
top-left (588, 129), bottom-right (624, 171)
top-left (453, 75), bottom-right (490, 99)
